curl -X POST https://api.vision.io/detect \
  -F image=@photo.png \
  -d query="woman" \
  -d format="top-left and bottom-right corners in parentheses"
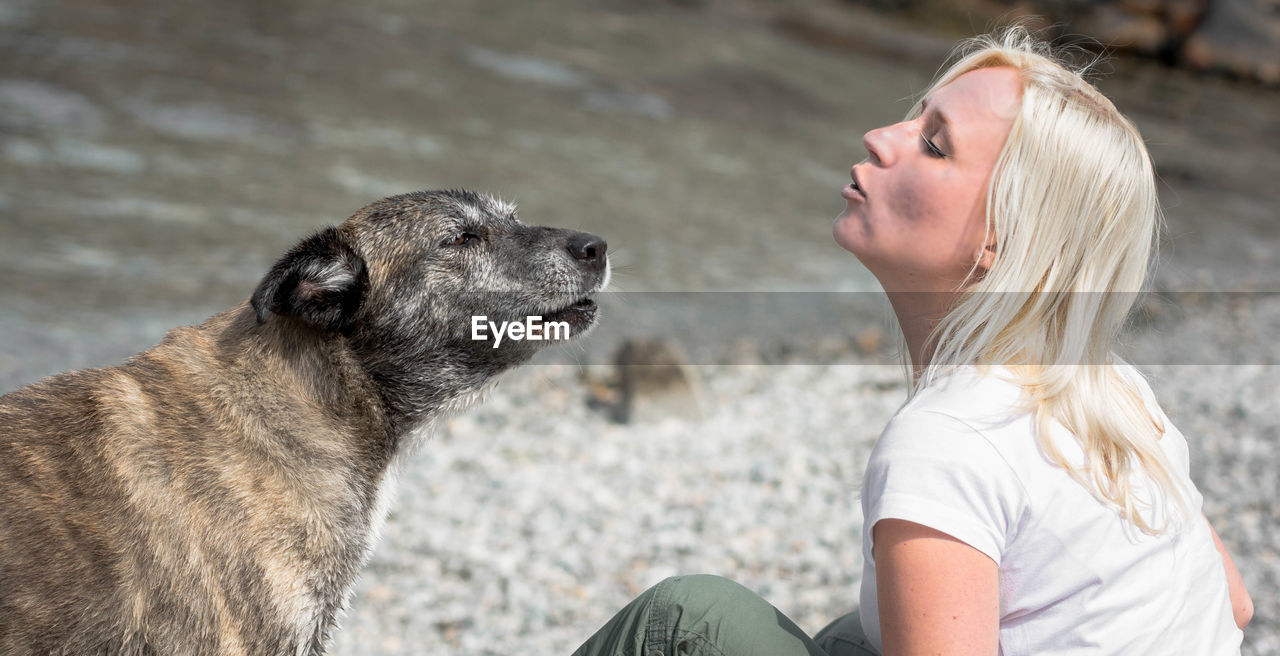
top-left (572, 27), bottom-right (1252, 656)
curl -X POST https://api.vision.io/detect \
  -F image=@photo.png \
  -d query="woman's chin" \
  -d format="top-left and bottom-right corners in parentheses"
top-left (831, 211), bottom-right (866, 256)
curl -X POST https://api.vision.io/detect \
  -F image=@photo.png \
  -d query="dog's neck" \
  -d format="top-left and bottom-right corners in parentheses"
top-left (205, 303), bottom-right (510, 455)
top-left (344, 336), bottom-right (516, 440)
top-left (179, 304), bottom-right (505, 647)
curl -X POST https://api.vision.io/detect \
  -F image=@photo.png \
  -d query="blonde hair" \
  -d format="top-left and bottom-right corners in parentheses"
top-left (908, 26), bottom-right (1187, 534)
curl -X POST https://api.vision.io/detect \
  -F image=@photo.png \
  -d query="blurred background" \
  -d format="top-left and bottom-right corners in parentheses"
top-left (1, 0), bottom-right (1276, 654)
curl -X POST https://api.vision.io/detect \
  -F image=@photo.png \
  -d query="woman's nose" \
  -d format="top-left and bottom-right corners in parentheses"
top-left (862, 120), bottom-right (915, 168)
top-left (862, 124), bottom-right (894, 167)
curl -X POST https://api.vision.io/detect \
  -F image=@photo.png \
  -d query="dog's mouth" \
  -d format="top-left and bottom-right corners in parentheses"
top-left (543, 257), bottom-right (610, 335)
top-left (542, 295), bottom-right (598, 331)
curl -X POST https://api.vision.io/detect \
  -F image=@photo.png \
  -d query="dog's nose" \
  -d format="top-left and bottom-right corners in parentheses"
top-left (567, 233), bottom-right (607, 266)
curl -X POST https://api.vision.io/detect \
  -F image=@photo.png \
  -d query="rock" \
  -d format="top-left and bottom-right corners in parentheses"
top-left (1076, 3), bottom-right (1170, 55)
top-left (831, 0), bottom-right (1280, 85)
top-left (855, 326), bottom-right (885, 355)
top-left (1159, 0), bottom-right (1208, 38)
top-left (610, 338), bottom-right (706, 423)
top-left (1182, 0), bottom-right (1280, 84)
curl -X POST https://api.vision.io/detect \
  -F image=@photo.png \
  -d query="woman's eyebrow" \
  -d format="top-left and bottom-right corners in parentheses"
top-left (920, 98), bottom-right (956, 152)
top-left (920, 97), bottom-right (952, 127)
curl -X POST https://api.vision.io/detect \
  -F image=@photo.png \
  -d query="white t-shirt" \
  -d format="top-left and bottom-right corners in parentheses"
top-left (859, 362), bottom-right (1243, 655)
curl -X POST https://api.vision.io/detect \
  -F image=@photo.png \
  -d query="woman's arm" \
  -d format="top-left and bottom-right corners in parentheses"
top-left (1205, 513), bottom-right (1253, 629)
top-left (873, 519), bottom-right (1000, 656)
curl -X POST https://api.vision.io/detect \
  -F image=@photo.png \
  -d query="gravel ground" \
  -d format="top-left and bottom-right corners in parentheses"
top-left (327, 357), bottom-right (1277, 655)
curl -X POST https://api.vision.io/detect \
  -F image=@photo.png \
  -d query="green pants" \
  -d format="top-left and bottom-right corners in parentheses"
top-left (572, 575), bottom-right (880, 656)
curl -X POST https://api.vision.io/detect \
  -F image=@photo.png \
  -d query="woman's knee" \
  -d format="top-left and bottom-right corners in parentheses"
top-left (657, 574), bottom-right (753, 602)
top-left (647, 575), bottom-right (827, 656)
top-left (651, 574), bottom-right (772, 619)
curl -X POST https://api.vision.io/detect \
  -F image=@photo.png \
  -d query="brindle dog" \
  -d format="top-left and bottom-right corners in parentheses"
top-left (0, 190), bottom-right (608, 655)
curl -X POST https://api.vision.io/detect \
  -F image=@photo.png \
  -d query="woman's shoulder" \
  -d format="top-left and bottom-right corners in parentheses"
top-left (904, 359), bottom-right (1162, 420)
top-left (886, 358), bottom-right (1192, 484)
top-left (876, 372), bottom-right (1027, 469)
top-left (898, 364), bottom-right (1027, 425)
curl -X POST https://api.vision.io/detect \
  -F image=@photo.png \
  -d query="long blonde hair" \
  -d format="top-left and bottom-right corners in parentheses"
top-left (910, 27), bottom-right (1187, 534)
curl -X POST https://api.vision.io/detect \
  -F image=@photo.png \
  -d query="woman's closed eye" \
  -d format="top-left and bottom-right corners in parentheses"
top-left (921, 132), bottom-right (948, 158)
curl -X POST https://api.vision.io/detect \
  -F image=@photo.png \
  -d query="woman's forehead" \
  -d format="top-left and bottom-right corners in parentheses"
top-left (927, 66), bottom-right (1022, 123)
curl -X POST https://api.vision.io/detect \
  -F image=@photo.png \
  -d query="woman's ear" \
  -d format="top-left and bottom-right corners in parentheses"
top-left (974, 231), bottom-right (998, 273)
top-left (251, 227), bottom-right (367, 333)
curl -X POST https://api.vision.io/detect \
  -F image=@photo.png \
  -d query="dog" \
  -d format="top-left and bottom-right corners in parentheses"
top-left (0, 190), bottom-right (608, 655)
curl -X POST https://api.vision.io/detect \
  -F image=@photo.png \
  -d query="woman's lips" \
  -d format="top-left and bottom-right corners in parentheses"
top-left (842, 168), bottom-right (866, 200)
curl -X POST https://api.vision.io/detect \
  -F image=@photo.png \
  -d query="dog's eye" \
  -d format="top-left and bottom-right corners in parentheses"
top-left (445, 232), bottom-right (482, 247)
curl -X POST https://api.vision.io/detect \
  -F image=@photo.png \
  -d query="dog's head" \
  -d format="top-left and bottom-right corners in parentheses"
top-left (250, 190), bottom-right (608, 422)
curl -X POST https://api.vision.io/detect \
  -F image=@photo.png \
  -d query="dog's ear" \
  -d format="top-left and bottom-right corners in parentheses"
top-left (251, 227), bottom-right (367, 333)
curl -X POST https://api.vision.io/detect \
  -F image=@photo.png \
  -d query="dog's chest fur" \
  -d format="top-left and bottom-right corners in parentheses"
top-left (0, 309), bottom-right (400, 655)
